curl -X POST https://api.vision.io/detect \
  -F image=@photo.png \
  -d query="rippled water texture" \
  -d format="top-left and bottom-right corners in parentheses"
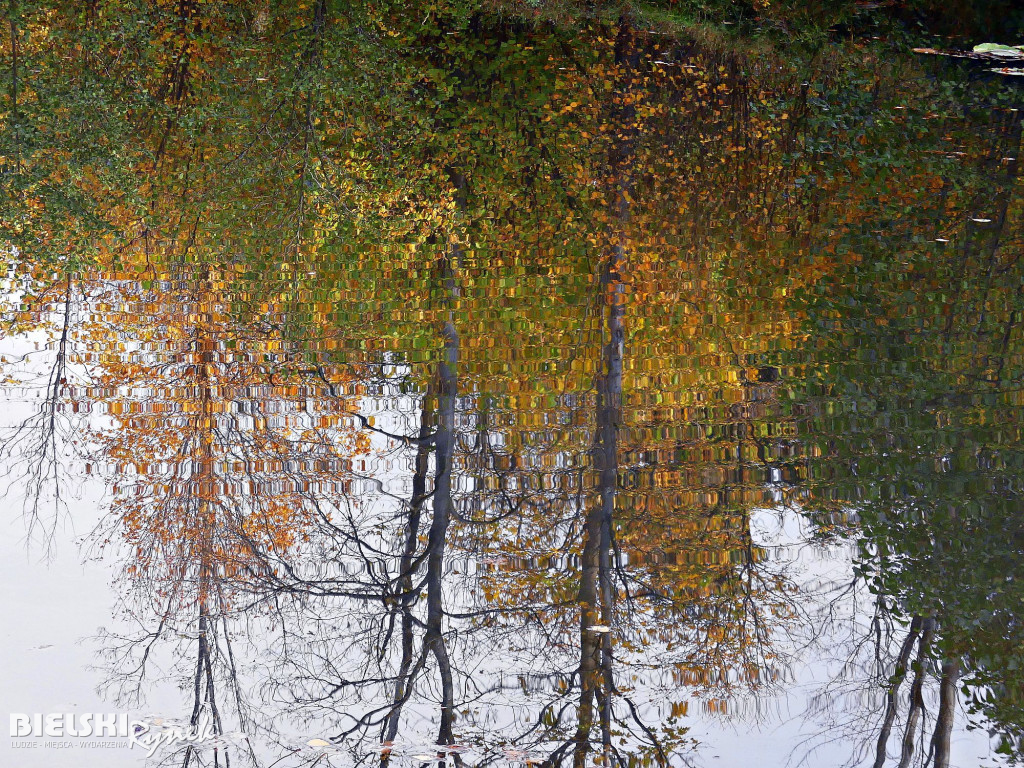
top-left (2, 5), bottom-right (1023, 768)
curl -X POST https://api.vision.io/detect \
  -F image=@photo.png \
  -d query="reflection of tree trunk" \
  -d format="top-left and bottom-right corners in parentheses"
top-left (944, 109), bottom-right (1021, 346)
top-left (897, 617), bottom-right (934, 768)
top-left (576, 225), bottom-right (625, 763)
top-left (930, 657), bottom-right (960, 768)
top-left (575, 16), bottom-right (636, 767)
top-left (971, 111), bottom-right (1021, 342)
top-left (427, 307), bottom-right (458, 745)
top-left (575, 498), bottom-right (607, 767)
top-left (380, 246), bottom-right (460, 752)
top-left (873, 615), bottom-right (923, 768)
top-left (183, 600), bottom-right (225, 768)
top-left (183, 308), bottom-right (226, 768)
top-left (381, 388), bottom-right (435, 749)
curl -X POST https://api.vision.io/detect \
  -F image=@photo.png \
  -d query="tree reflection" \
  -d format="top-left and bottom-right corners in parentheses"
top-left (0, 272), bottom-right (79, 547)
top-left (796, 105), bottom-right (1024, 767)
top-left (2, 6), bottom-right (1024, 768)
top-left (70, 264), bottom-right (368, 766)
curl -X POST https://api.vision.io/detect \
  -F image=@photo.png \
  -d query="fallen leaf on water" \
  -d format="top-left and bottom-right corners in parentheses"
top-left (973, 43), bottom-right (1024, 56)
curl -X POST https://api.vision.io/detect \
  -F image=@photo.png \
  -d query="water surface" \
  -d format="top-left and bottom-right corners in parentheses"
top-left (1, 8), bottom-right (1023, 768)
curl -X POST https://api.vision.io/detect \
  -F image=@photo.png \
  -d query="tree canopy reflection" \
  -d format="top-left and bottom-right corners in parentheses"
top-left (2, 3), bottom-right (1023, 767)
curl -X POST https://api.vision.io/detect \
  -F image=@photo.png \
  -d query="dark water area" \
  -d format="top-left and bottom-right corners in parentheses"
top-left (1, 4), bottom-right (1024, 767)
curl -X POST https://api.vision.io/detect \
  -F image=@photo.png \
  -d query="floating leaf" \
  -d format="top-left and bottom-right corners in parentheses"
top-left (972, 43), bottom-right (1024, 56)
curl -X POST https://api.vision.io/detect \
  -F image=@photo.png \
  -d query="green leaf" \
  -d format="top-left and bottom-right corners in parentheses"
top-left (972, 43), bottom-right (1024, 55)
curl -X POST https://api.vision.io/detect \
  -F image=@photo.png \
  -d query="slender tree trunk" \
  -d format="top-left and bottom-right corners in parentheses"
top-left (426, 247), bottom-right (459, 745)
top-left (574, 16), bottom-right (637, 766)
top-left (897, 617), bottom-right (935, 768)
top-left (873, 615), bottom-right (924, 768)
top-left (381, 390), bottom-right (436, 750)
top-left (930, 658), bottom-right (960, 768)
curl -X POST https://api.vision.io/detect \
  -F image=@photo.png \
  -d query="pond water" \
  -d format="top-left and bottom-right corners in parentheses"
top-left (1, 7), bottom-right (1023, 768)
